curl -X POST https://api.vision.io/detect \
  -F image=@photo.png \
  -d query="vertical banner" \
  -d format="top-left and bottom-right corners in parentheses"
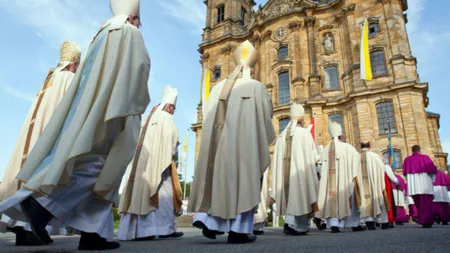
top-left (360, 18), bottom-right (373, 81)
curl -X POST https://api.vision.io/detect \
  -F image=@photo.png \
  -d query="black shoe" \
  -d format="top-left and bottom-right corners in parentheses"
top-left (283, 224), bottom-right (303, 236)
top-left (389, 224), bottom-right (395, 228)
top-left (313, 218), bottom-right (326, 231)
top-left (422, 224), bottom-right (433, 228)
top-left (366, 222), bottom-right (376, 230)
top-left (78, 232), bottom-right (120, 251)
top-left (381, 223), bottom-right (390, 230)
top-left (331, 227), bottom-right (340, 233)
top-left (159, 231), bottom-right (184, 238)
top-left (193, 221), bottom-right (224, 240)
top-left (375, 223), bottom-right (380, 227)
top-left (395, 222), bottom-right (404, 225)
top-left (227, 232), bottom-right (257, 244)
top-left (8, 227), bottom-right (51, 246)
top-left (132, 236), bottom-right (155, 241)
top-left (442, 221), bottom-right (449, 225)
top-left (352, 225), bottom-right (367, 232)
top-left (253, 230), bottom-right (264, 235)
top-left (20, 197), bottom-right (53, 245)
top-left (435, 216), bottom-right (441, 225)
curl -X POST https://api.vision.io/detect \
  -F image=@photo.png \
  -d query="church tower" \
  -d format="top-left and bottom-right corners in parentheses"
top-left (203, 0), bottom-right (255, 43)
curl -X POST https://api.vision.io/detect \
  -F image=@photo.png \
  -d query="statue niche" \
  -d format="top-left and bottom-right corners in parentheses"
top-left (322, 33), bottom-right (335, 54)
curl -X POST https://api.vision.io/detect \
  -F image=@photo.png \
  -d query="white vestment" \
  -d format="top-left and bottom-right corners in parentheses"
top-left (271, 121), bottom-right (319, 232)
top-left (316, 140), bottom-right (364, 228)
top-left (253, 169), bottom-right (269, 231)
top-left (118, 109), bottom-right (180, 240)
top-left (188, 75), bottom-right (275, 231)
top-left (360, 150), bottom-right (388, 223)
top-left (0, 67), bottom-right (74, 233)
top-left (118, 169), bottom-right (176, 240)
top-left (0, 20), bottom-right (149, 241)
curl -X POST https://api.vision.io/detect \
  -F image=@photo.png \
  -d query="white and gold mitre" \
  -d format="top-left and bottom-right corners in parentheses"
top-left (328, 121), bottom-right (343, 138)
top-left (290, 102), bottom-right (305, 120)
top-left (233, 40), bottom-right (258, 68)
top-left (110, 0), bottom-right (140, 17)
top-left (60, 41), bottom-right (81, 63)
top-left (161, 84), bottom-right (178, 108)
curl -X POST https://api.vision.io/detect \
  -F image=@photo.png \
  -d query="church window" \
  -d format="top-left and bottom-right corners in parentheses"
top-left (279, 118), bottom-right (290, 134)
top-left (217, 5), bottom-right (225, 24)
top-left (329, 113), bottom-right (345, 140)
top-left (382, 150), bottom-right (403, 169)
top-left (277, 46), bottom-right (288, 60)
top-left (213, 67), bottom-right (221, 81)
top-left (369, 22), bottom-right (380, 38)
top-left (240, 8), bottom-right (247, 26)
top-left (370, 50), bottom-right (388, 77)
top-left (376, 101), bottom-right (397, 135)
top-left (324, 66), bottom-right (339, 90)
top-left (278, 71), bottom-right (290, 105)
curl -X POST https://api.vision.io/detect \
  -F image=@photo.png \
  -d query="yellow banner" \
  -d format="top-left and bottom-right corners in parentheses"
top-left (360, 19), bottom-right (373, 81)
top-left (182, 132), bottom-right (189, 153)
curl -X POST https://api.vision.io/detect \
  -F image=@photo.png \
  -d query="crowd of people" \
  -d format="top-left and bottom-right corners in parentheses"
top-left (0, 0), bottom-right (448, 251)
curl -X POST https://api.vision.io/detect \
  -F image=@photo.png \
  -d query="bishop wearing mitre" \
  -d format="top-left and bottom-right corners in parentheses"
top-left (359, 142), bottom-right (390, 230)
top-left (271, 102), bottom-right (320, 236)
top-left (118, 84), bottom-right (184, 240)
top-left (316, 122), bottom-right (366, 233)
top-left (188, 40), bottom-right (276, 244)
top-left (0, 40), bottom-right (81, 245)
top-left (0, 0), bottom-right (150, 250)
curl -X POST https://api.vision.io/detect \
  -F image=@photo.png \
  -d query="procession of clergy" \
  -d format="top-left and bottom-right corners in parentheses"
top-left (0, 0), bottom-right (449, 251)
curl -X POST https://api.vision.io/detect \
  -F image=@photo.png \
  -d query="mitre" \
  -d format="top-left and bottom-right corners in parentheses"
top-left (328, 121), bottom-right (343, 138)
top-left (60, 41), bottom-right (81, 63)
top-left (290, 102), bottom-right (305, 120)
top-left (110, 0), bottom-right (140, 17)
top-left (160, 84), bottom-right (178, 108)
top-left (233, 40), bottom-right (258, 68)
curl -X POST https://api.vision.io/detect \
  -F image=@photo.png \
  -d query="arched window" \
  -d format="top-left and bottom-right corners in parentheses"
top-left (213, 67), bottom-right (221, 81)
top-left (382, 150), bottom-right (403, 169)
top-left (329, 113), bottom-right (345, 139)
top-left (279, 118), bottom-right (290, 134)
top-left (278, 71), bottom-right (290, 105)
top-left (370, 50), bottom-right (388, 77)
top-left (277, 46), bottom-right (288, 60)
top-left (376, 101), bottom-right (397, 134)
top-left (324, 66), bottom-right (339, 90)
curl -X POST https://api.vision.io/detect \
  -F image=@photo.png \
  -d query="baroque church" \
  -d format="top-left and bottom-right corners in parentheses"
top-left (191, 0), bottom-right (448, 172)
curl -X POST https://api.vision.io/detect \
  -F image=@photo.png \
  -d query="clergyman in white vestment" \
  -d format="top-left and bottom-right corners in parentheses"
top-left (0, 0), bottom-right (150, 250)
top-left (0, 40), bottom-right (81, 246)
top-left (118, 84), bottom-right (184, 240)
top-left (188, 41), bottom-right (276, 244)
top-left (359, 142), bottom-right (390, 230)
top-left (316, 122), bottom-right (366, 233)
top-left (271, 103), bottom-right (320, 236)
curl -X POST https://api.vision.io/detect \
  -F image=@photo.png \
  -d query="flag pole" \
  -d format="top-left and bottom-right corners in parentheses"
top-left (183, 130), bottom-right (189, 200)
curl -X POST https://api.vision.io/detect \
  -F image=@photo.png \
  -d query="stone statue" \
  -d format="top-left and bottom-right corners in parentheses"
top-left (323, 33), bottom-right (334, 53)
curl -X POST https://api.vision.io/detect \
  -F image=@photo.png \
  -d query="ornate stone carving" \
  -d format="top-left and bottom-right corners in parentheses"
top-left (260, 0), bottom-right (317, 22)
top-left (342, 4), bottom-right (356, 16)
top-left (220, 45), bottom-right (232, 55)
top-left (305, 16), bottom-right (316, 27)
top-left (322, 33), bottom-right (335, 54)
top-left (288, 22), bottom-right (301, 31)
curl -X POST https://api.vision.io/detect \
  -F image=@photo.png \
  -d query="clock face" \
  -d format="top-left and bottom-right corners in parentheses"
top-left (274, 27), bottom-right (287, 40)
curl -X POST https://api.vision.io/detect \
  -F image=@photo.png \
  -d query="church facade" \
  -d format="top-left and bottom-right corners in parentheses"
top-left (192, 0), bottom-right (448, 171)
